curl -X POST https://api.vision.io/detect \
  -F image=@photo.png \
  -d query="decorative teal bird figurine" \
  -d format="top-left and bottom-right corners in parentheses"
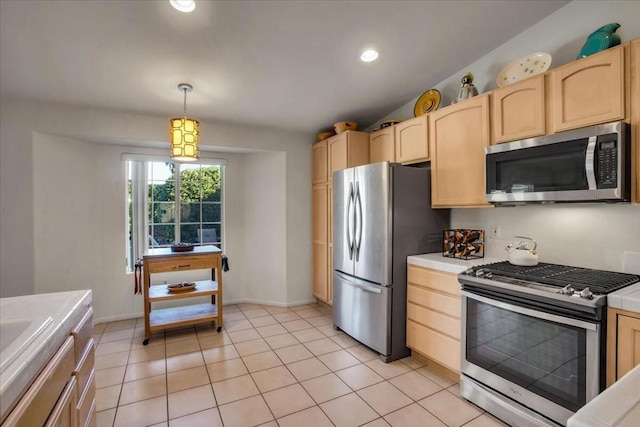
top-left (577, 23), bottom-right (621, 59)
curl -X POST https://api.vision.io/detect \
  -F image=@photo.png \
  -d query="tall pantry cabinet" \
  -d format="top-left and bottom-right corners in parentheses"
top-left (311, 132), bottom-right (369, 305)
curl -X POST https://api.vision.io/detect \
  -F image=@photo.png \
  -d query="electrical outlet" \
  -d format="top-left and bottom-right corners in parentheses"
top-left (490, 225), bottom-right (501, 238)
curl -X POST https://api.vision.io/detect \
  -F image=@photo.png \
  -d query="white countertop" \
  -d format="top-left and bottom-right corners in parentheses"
top-left (0, 290), bottom-right (92, 421)
top-left (568, 364), bottom-right (640, 427)
top-left (407, 253), bottom-right (504, 274)
top-left (608, 282), bottom-right (640, 313)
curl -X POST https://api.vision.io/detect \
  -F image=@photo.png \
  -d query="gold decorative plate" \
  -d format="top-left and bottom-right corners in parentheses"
top-left (413, 89), bottom-right (441, 116)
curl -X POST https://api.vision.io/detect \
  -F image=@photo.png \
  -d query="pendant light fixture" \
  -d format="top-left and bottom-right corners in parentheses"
top-left (169, 83), bottom-right (199, 162)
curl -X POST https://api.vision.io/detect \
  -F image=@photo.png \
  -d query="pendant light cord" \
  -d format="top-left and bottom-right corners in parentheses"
top-left (183, 88), bottom-right (188, 117)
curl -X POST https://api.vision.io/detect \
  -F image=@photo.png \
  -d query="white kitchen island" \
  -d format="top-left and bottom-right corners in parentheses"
top-left (0, 290), bottom-right (93, 425)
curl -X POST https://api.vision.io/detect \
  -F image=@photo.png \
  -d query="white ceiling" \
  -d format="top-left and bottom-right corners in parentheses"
top-left (0, 0), bottom-right (569, 135)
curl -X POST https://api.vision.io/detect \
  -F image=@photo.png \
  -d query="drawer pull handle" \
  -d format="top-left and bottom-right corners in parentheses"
top-left (177, 264), bottom-right (191, 268)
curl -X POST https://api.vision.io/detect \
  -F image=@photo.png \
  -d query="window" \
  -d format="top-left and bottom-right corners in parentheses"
top-left (126, 159), bottom-right (224, 272)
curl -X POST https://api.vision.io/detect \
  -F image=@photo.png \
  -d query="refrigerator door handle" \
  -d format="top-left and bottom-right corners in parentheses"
top-left (335, 271), bottom-right (382, 294)
top-left (346, 182), bottom-right (355, 260)
top-left (354, 181), bottom-right (363, 261)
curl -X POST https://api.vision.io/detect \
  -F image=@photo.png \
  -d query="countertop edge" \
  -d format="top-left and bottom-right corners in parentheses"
top-left (407, 253), bottom-right (504, 274)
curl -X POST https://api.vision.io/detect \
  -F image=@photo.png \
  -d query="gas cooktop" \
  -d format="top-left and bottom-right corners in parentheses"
top-left (466, 261), bottom-right (640, 295)
top-left (459, 261), bottom-right (640, 309)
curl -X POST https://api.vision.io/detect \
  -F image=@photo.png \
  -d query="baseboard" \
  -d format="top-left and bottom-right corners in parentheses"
top-left (93, 298), bottom-right (319, 324)
top-left (410, 350), bottom-right (461, 384)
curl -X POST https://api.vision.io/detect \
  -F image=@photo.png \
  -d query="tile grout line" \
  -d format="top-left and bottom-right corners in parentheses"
top-left (95, 303), bottom-right (490, 427)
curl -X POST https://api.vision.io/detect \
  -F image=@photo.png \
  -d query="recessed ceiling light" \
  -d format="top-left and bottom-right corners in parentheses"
top-left (170, 0), bottom-right (196, 13)
top-left (360, 49), bottom-right (379, 63)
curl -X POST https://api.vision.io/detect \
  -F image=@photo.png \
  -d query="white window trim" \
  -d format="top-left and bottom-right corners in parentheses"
top-left (121, 153), bottom-right (228, 166)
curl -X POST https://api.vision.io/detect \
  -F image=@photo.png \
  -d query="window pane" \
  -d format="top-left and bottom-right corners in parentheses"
top-left (148, 182), bottom-right (174, 202)
top-left (200, 224), bottom-right (221, 244)
top-left (150, 202), bottom-right (175, 223)
top-left (180, 224), bottom-right (199, 244)
top-left (181, 202), bottom-right (201, 223)
top-left (150, 224), bottom-right (174, 246)
top-left (203, 185), bottom-right (221, 202)
top-left (202, 203), bottom-right (221, 222)
top-left (194, 227), bottom-right (219, 244)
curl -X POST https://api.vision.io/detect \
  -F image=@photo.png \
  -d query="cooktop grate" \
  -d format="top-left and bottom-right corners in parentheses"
top-left (478, 261), bottom-right (640, 294)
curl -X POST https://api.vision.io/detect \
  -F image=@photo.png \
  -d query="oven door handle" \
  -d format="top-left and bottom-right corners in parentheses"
top-left (461, 290), bottom-right (598, 331)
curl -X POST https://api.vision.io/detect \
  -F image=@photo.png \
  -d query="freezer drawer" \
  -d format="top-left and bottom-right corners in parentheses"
top-left (333, 271), bottom-right (391, 356)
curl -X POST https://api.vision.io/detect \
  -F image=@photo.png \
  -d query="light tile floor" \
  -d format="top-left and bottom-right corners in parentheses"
top-left (93, 302), bottom-right (510, 427)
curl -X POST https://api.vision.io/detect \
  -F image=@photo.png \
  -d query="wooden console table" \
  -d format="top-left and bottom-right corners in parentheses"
top-left (142, 245), bottom-right (223, 345)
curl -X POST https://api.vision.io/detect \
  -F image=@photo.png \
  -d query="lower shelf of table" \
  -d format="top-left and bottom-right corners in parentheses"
top-left (148, 303), bottom-right (220, 331)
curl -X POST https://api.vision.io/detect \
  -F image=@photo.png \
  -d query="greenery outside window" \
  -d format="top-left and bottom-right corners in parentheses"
top-left (126, 159), bottom-right (224, 272)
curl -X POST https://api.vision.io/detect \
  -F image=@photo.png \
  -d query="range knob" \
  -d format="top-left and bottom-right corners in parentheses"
top-left (485, 272), bottom-right (493, 279)
top-left (579, 287), bottom-right (594, 300)
top-left (475, 269), bottom-right (485, 278)
top-left (465, 268), bottom-right (475, 275)
top-left (560, 285), bottom-right (575, 295)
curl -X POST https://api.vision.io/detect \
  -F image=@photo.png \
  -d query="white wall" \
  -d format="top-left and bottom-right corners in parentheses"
top-left (238, 152), bottom-right (288, 305)
top-left (0, 100), bottom-right (314, 321)
top-left (369, 1), bottom-right (640, 127)
top-left (370, 0), bottom-right (640, 272)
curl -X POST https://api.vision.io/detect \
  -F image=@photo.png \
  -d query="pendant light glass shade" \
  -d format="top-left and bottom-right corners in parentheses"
top-left (170, 84), bottom-right (199, 162)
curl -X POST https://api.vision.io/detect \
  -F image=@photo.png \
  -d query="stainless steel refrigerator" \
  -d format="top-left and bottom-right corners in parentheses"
top-left (333, 162), bottom-right (449, 362)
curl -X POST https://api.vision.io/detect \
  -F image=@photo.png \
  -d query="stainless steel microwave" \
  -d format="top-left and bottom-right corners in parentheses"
top-left (486, 121), bottom-right (631, 205)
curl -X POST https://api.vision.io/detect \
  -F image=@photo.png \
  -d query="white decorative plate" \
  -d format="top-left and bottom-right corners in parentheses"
top-left (496, 52), bottom-right (552, 87)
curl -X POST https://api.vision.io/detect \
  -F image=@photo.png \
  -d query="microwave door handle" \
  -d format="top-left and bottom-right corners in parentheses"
top-left (585, 136), bottom-right (597, 190)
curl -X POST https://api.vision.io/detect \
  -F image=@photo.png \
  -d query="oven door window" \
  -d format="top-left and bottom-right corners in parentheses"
top-left (466, 298), bottom-right (586, 412)
top-left (487, 138), bottom-right (589, 193)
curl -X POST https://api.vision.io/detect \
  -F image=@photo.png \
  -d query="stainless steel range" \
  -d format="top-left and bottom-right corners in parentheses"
top-left (458, 261), bottom-right (640, 427)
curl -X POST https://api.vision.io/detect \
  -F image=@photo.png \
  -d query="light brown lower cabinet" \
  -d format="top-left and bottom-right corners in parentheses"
top-left (3, 307), bottom-right (95, 427)
top-left (606, 307), bottom-right (640, 386)
top-left (406, 264), bottom-right (461, 374)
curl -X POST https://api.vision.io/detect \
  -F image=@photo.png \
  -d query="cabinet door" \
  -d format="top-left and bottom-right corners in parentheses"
top-left (617, 314), bottom-right (640, 380)
top-left (370, 127), bottom-right (395, 163)
top-left (395, 115), bottom-right (428, 164)
top-left (328, 133), bottom-right (348, 182)
top-left (312, 140), bottom-right (328, 184)
top-left (312, 184), bottom-right (328, 302)
top-left (492, 74), bottom-right (545, 144)
top-left (327, 184), bottom-right (333, 305)
top-left (550, 46), bottom-right (625, 132)
top-left (632, 39), bottom-right (640, 203)
top-left (429, 95), bottom-right (491, 207)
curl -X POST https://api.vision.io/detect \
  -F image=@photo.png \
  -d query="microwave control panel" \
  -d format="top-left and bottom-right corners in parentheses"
top-left (596, 134), bottom-right (617, 188)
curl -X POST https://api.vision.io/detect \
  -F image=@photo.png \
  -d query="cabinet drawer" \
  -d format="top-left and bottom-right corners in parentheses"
top-left (44, 375), bottom-right (77, 427)
top-left (4, 336), bottom-right (76, 427)
top-left (77, 370), bottom-right (95, 427)
top-left (83, 400), bottom-right (96, 427)
top-left (407, 285), bottom-right (460, 318)
top-left (407, 319), bottom-right (460, 373)
top-left (71, 307), bottom-right (93, 364)
top-left (407, 302), bottom-right (460, 339)
top-left (407, 265), bottom-right (460, 297)
top-left (146, 255), bottom-right (215, 273)
top-left (73, 341), bottom-right (94, 396)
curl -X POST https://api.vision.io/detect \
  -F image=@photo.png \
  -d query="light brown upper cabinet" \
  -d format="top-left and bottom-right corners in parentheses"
top-left (370, 127), bottom-right (395, 163)
top-left (312, 140), bottom-right (328, 184)
top-left (395, 115), bottom-right (429, 164)
top-left (429, 95), bottom-right (491, 208)
top-left (550, 45), bottom-right (625, 133)
top-left (327, 131), bottom-right (370, 181)
top-left (632, 39), bottom-right (640, 203)
top-left (492, 74), bottom-right (546, 144)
